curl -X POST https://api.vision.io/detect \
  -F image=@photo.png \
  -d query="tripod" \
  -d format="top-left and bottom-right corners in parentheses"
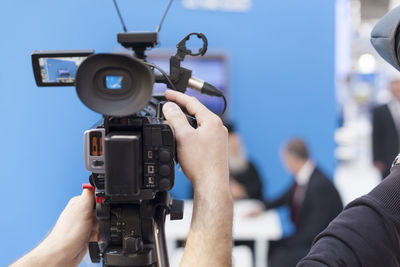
top-left (86, 187), bottom-right (184, 267)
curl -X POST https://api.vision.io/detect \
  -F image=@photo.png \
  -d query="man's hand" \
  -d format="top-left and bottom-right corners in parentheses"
top-left (11, 189), bottom-right (99, 267)
top-left (163, 90), bottom-right (230, 191)
top-left (374, 161), bottom-right (386, 174)
top-left (163, 90), bottom-right (233, 267)
top-left (230, 178), bottom-right (248, 200)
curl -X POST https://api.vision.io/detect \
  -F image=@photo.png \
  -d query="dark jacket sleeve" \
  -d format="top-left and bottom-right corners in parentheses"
top-left (241, 162), bottom-right (263, 200)
top-left (297, 164), bottom-right (400, 267)
top-left (264, 185), bottom-right (293, 210)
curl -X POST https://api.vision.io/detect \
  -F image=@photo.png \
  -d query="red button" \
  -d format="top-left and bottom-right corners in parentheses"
top-left (82, 183), bottom-right (95, 192)
top-left (96, 197), bottom-right (105, 203)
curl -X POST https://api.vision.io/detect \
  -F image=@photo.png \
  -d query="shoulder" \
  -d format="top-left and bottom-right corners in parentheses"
top-left (373, 103), bottom-right (390, 115)
top-left (310, 167), bottom-right (330, 184)
top-left (309, 167), bottom-right (339, 194)
top-left (300, 196), bottom-right (400, 266)
top-left (247, 160), bottom-right (259, 172)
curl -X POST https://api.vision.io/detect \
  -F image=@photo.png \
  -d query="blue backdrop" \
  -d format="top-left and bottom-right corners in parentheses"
top-left (0, 0), bottom-right (335, 265)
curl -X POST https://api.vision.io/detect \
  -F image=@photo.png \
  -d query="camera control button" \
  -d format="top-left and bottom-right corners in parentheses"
top-left (146, 164), bottom-right (156, 175)
top-left (145, 176), bottom-right (155, 186)
top-left (159, 178), bottom-right (171, 191)
top-left (96, 197), bottom-right (105, 203)
top-left (159, 165), bottom-right (171, 176)
top-left (146, 150), bottom-right (154, 160)
top-left (159, 150), bottom-right (171, 163)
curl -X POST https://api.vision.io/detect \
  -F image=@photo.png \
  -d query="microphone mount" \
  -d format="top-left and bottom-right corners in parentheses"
top-left (167, 33), bottom-right (208, 93)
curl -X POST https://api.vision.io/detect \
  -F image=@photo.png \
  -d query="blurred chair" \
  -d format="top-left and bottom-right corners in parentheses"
top-left (233, 245), bottom-right (253, 267)
top-left (170, 247), bottom-right (184, 267)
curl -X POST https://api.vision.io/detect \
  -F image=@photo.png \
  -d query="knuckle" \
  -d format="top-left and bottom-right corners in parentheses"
top-left (210, 115), bottom-right (223, 126)
top-left (223, 126), bottom-right (229, 136)
top-left (188, 96), bottom-right (198, 105)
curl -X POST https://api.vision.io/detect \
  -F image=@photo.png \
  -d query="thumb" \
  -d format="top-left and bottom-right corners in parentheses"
top-left (81, 189), bottom-right (95, 209)
top-left (163, 102), bottom-right (193, 135)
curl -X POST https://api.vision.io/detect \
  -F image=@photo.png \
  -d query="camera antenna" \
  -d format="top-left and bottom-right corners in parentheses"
top-left (113, 0), bottom-right (128, 32)
top-left (156, 0), bottom-right (174, 33)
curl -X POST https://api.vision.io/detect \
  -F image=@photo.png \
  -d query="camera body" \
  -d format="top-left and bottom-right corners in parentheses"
top-left (84, 105), bottom-right (176, 200)
top-left (32, 30), bottom-right (216, 267)
top-left (83, 97), bottom-right (181, 266)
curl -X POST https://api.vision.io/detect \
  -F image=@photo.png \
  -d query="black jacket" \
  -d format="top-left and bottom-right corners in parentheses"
top-left (266, 167), bottom-right (343, 248)
top-left (372, 104), bottom-right (399, 177)
top-left (297, 160), bottom-right (400, 267)
top-left (231, 161), bottom-right (263, 201)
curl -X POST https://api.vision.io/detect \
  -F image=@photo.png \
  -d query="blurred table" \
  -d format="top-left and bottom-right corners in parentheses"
top-left (334, 162), bottom-right (380, 205)
top-left (166, 200), bottom-right (282, 267)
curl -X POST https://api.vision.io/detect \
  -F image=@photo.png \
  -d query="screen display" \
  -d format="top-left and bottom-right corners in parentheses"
top-left (105, 75), bottom-right (123, 90)
top-left (38, 56), bottom-right (87, 84)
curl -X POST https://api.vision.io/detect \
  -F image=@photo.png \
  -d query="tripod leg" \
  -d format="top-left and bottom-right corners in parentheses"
top-left (154, 207), bottom-right (169, 267)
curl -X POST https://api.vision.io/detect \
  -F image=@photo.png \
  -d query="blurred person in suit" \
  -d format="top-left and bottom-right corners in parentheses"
top-left (372, 79), bottom-right (400, 178)
top-left (251, 138), bottom-right (342, 267)
top-left (225, 122), bottom-right (264, 201)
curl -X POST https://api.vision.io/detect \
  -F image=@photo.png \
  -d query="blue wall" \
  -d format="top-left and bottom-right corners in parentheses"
top-left (0, 0), bottom-right (335, 265)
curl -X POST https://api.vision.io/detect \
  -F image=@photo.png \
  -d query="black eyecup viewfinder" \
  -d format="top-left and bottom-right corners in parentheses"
top-left (75, 53), bottom-right (154, 117)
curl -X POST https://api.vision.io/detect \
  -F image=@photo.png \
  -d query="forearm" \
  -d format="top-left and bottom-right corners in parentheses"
top-left (180, 174), bottom-right (233, 267)
top-left (11, 190), bottom-right (96, 267)
top-left (162, 90), bottom-right (233, 266)
top-left (10, 239), bottom-right (65, 267)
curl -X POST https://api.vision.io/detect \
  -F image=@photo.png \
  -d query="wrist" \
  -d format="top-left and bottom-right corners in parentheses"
top-left (32, 236), bottom-right (69, 266)
top-left (193, 174), bottom-right (232, 207)
top-left (11, 244), bottom-right (65, 267)
top-left (191, 168), bottom-right (229, 191)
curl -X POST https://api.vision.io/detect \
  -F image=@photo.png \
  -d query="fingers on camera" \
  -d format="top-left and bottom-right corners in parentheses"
top-left (163, 102), bottom-right (193, 135)
top-left (165, 89), bottom-right (220, 126)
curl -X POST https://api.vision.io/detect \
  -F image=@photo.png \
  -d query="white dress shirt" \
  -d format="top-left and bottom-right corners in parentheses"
top-left (295, 160), bottom-right (315, 186)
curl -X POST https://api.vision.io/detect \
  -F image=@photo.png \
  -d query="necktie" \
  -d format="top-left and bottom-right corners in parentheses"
top-left (290, 183), bottom-right (305, 225)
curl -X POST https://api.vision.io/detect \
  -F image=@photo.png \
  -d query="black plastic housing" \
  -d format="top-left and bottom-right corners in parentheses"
top-left (117, 32), bottom-right (158, 49)
top-left (104, 132), bottom-right (142, 196)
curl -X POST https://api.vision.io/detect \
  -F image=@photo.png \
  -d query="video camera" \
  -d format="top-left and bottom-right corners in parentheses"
top-left (30, 1), bottom-right (226, 266)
